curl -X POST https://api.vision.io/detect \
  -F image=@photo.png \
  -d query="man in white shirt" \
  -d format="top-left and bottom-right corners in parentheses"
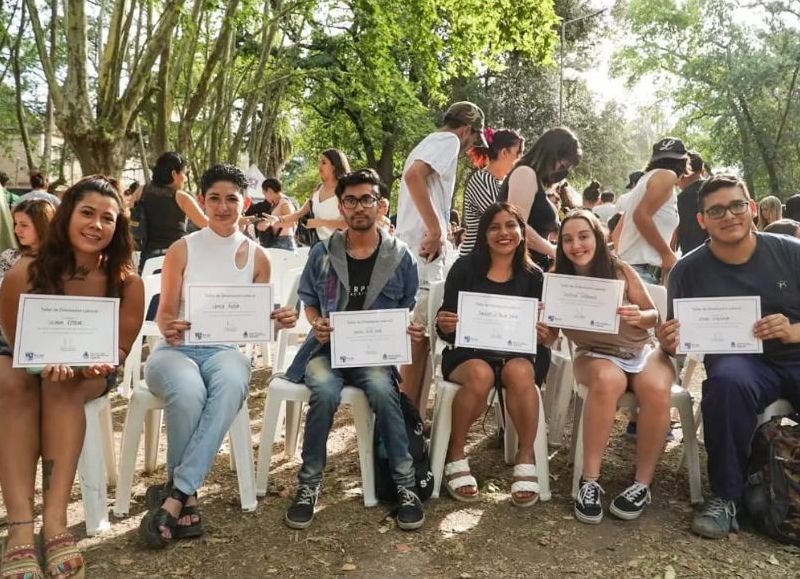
top-left (593, 191), bottom-right (617, 224)
top-left (395, 101), bottom-right (487, 410)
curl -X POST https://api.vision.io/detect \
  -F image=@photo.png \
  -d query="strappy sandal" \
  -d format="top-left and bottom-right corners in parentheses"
top-left (145, 483), bottom-right (203, 540)
top-left (510, 463), bottom-right (540, 508)
top-left (138, 487), bottom-right (190, 549)
top-left (41, 532), bottom-right (84, 579)
top-left (2, 522), bottom-right (44, 579)
top-left (444, 458), bottom-right (480, 503)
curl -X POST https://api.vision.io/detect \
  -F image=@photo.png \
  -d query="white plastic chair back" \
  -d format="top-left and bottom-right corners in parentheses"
top-left (644, 282), bottom-right (667, 320)
top-left (141, 255), bottom-right (166, 277)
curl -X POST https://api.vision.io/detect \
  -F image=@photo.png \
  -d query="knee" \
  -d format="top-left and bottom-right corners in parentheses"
top-left (586, 367), bottom-right (625, 397)
top-left (462, 361), bottom-right (495, 389)
top-left (166, 383), bottom-right (207, 413)
top-left (0, 368), bottom-right (37, 403)
top-left (310, 387), bottom-right (341, 412)
top-left (501, 358), bottom-right (535, 388)
top-left (703, 357), bottom-right (759, 404)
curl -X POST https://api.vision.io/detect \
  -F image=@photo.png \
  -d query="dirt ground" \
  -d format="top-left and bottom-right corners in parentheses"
top-left (3, 364), bottom-right (800, 578)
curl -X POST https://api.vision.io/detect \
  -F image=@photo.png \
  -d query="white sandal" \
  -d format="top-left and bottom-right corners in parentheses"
top-left (444, 459), bottom-right (480, 503)
top-left (510, 464), bottom-right (540, 508)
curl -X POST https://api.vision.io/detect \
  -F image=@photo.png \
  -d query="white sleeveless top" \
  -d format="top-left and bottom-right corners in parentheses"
top-left (178, 227), bottom-right (257, 319)
top-left (617, 170), bottom-right (679, 267)
top-left (311, 187), bottom-right (341, 241)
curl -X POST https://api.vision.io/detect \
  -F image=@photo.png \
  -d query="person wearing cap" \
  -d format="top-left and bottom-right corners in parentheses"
top-left (615, 138), bottom-right (688, 284)
top-left (395, 101), bottom-right (488, 410)
top-left (784, 193), bottom-right (800, 221)
top-left (676, 150), bottom-right (709, 254)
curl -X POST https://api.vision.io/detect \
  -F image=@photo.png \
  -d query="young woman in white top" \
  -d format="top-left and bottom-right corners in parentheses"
top-left (139, 165), bottom-right (297, 549)
top-left (269, 149), bottom-right (350, 242)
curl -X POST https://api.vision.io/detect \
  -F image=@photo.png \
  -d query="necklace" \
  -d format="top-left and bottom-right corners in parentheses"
top-left (345, 231), bottom-right (380, 259)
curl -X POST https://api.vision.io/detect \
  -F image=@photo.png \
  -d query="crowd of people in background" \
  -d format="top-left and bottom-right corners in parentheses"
top-left (0, 99), bottom-right (799, 578)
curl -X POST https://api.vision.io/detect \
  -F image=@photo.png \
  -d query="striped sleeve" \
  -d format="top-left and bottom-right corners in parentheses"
top-left (460, 169), bottom-right (501, 256)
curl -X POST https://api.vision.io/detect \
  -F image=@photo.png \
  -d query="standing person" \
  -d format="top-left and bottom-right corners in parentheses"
top-left (255, 178), bottom-right (297, 251)
top-left (616, 138), bottom-right (688, 284)
top-left (784, 193), bottom-right (800, 221)
top-left (497, 126), bottom-right (583, 271)
top-left (276, 149), bottom-right (350, 244)
top-left (395, 101), bottom-right (488, 410)
top-left (593, 191), bottom-right (617, 224)
top-left (0, 184), bottom-right (16, 255)
top-left (581, 180), bottom-right (601, 210)
top-left (757, 196), bottom-right (782, 231)
top-left (283, 169), bottom-right (427, 531)
top-left (437, 203), bottom-right (551, 506)
top-left (657, 175), bottom-right (800, 539)
top-left (376, 195), bottom-right (394, 233)
top-left (0, 176), bottom-right (144, 579)
top-left (139, 165), bottom-right (297, 548)
top-left (460, 128), bottom-right (525, 256)
top-left (675, 151), bottom-right (709, 254)
top-left (0, 171), bottom-right (18, 206)
top-left (133, 152), bottom-right (207, 273)
top-left (13, 171), bottom-right (60, 207)
top-left (764, 219), bottom-right (800, 238)
top-left (543, 209), bottom-right (674, 524)
top-left (0, 200), bottom-right (56, 283)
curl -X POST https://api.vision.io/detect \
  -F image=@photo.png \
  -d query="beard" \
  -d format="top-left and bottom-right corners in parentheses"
top-left (347, 215), bottom-right (375, 231)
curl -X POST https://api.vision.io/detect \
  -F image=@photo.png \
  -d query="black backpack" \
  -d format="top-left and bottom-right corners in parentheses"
top-left (743, 414), bottom-right (800, 546)
top-left (374, 392), bottom-right (434, 503)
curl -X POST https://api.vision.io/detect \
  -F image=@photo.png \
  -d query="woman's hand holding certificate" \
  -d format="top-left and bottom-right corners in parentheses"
top-left (186, 283), bottom-right (273, 344)
top-left (541, 273), bottom-right (624, 334)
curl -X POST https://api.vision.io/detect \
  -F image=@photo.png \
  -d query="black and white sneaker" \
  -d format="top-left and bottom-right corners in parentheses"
top-left (610, 482), bottom-right (651, 520)
top-left (285, 485), bottom-right (319, 529)
top-left (395, 486), bottom-right (425, 531)
top-left (574, 479), bottom-right (605, 524)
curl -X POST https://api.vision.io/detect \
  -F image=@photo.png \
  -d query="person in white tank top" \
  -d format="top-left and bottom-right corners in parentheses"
top-left (615, 138), bottom-right (689, 284)
top-left (140, 165), bottom-right (297, 549)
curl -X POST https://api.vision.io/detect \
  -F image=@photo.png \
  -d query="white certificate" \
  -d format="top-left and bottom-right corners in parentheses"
top-left (541, 273), bottom-right (624, 334)
top-left (330, 309), bottom-right (411, 368)
top-left (674, 296), bottom-right (762, 354)
top-left (13, 294), bottom-right (119, 367)
top-left (455, 292), bottom-right (538, 354)
top-left (186, 283), bottom-right (273, 345)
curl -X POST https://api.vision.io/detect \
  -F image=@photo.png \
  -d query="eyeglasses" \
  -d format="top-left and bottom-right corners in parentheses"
top-left (703, 200), bottom-right (750, 220)
top-left (341, 195), bottom-right (378, 209)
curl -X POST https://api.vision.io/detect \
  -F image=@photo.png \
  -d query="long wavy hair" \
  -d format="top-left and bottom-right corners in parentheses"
top-left (321, 149), bottom-right (351, 179)
top-left (554, 209), bottom-right (621, 280)
top-left (28, 175), bottom-right (134, 296)
top-left (472, 202), bottom-right (536, 276)
top-left (13, 199), bottom-right (56, 252)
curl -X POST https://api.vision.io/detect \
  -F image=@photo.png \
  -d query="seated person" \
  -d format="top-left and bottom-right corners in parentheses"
top-left (283, 169), bottom-right (427, 531)
top-left (0, 176), bottom-right (144, 578)
top-left (658, 175), bottom-right (800, 539)
top-left (543, 209), bottom-right (674, 524)
top-left (0, 199), bottom-right (55, 283)
top-left (139, 165), bottom-right (297, 548)
top-left (436, 202), bottom-right (552, 507)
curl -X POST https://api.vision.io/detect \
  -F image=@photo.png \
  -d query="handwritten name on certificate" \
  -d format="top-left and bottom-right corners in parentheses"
top-left (455, 292), bottom-right (538, 354)
top-left (186, 284), bottom-right (273, 345)
top-left (330, 309), bottom-right (411, 368)
top-left (13, 295), bottom-right (119, 367)
top-left (541, 273), bottom-right (624, 334)
top-left (674, 296), bottom-right (762, 355)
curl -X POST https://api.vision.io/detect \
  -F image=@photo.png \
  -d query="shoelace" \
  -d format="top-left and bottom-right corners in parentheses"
top-left (295, 486), bottom-right (317, 506)
top-left (397, 487), bottom-right (420, 508)
top-left (577, 480), bottom-right (605, 507)
top-left (621, 482), bottom-right (651, 505)
top-left (703, 497), bottom-right (736, 518)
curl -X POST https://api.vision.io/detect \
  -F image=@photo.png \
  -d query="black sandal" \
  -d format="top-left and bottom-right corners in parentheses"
top-left (138, 487), bottom-right (190, 549)
top-left (144, 483), bottom-right (203, 540)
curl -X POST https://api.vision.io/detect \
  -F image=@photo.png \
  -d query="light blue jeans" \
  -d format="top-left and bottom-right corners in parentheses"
top-left (145, 343), bottom-right (250, 495)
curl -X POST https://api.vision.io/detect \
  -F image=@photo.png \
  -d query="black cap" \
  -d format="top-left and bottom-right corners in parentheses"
top-left (650, 137), bottom-right (689, 162)
top-left (626, 171), bottom-right (645, 190)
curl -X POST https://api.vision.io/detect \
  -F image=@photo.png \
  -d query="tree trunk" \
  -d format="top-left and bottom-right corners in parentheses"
top-left (68, 133), bottom-right (130, 176)
top-left (153, 41), bottom-right (172, 155)
top-left (12, 5), bottom-right (35, 172)
top-left (41, 0), bottom-right (58, 175)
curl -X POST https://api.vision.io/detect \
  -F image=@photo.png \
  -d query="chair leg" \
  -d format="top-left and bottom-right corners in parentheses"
top-left (676, 394), bottom-right (703, 505)
top-left (256, 393), bottom-right (285, 497)
top-left (120, 338), bottom-right (142, 398)
top-left (113, 394), bottom-right (149, 517)
top-left (228, 434), bottom-right (237, 471)
top-left (100, 402), bottom-right (117, 487)
top-left (428, 384), bottom-right (457, 499)
top-left (143, 408), bottom-right (163, 474)
top-left (568, 395), bottom-right (583, 466)
top-left (503, 405), bottom-right (518, 466)
top-left (79, 401), bottom-right (110, 535)
top-left (284, 401), bottom-right (303, 459)
top-left (534, 387), bottom-right (551, 502)
top-left (350, 394), bottom-right (377, 507)
top-left (229, 402), bottom-right (257, 512)
top-left (571, 395), bottom-right (586, 499)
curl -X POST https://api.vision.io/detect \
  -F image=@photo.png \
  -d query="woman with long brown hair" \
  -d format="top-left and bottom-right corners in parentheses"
top-left (0, 199), bottom-right (56, 283)
top-left (0, 176), bottom-right (144, 578)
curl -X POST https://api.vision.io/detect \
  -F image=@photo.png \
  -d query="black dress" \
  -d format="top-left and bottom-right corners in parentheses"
top-left (437, 254), bottom-right (551, 384)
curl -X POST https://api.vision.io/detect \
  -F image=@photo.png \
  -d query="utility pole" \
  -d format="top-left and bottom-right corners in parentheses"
top-left (559, 8), bottom-right (606, 124)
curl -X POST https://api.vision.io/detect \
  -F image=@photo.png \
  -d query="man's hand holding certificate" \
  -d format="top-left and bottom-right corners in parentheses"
top-left (330, 309), bottom-right (412, 368)
top-left (673, 296), bottom-right (763, 354)
top-left (455, 292), bottom-right (538, 354)
top-left (541, 273), bottom-right (624, 334)
top-left (186, 284), bottom-right (273, 344)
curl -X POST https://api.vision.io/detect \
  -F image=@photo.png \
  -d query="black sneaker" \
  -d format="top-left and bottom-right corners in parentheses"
top-left (395, 486), bottom-right (424, 531)
top-left (574, 479), bottom-right (604, 524)
top-left (610, 482), bottom-right (651, 520)
top-left (285, 485), bottom-right (319, 529)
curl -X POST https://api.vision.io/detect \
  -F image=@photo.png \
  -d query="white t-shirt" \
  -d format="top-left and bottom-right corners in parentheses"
top-left (593, 203), bottom-right (617, 224)
top-left (395, 132), bottom-right (460, 253)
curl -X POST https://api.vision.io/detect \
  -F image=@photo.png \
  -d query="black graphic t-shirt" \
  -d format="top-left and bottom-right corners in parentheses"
top-left (346, 241), bottom-right (381, 311)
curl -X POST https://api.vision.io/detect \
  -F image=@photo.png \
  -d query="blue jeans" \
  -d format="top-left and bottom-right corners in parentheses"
top-left (144, 343), bottom-right (250, 495)
top-left (630, 263), bottom-right (661, 285)
top-left (299, 353), bottom-right (415, 489)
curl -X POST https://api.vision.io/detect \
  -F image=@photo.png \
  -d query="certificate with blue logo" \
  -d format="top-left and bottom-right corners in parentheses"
top-left (186, 283), bottom-right (273, 344)
top-left (455, 292), bottom-right (538, 354)
top-left (13, 295), bottom-right (119, 367)
top-left (330, 309), bottom-right (411, 368)
top-left (541, 273), bottom-right (624, 334)
top-left (674, 296), bottom-right (762, 355)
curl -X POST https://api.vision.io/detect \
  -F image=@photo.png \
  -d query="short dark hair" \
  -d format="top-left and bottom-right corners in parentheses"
top-left (335, 168), bottom-right (383, 198)
top-left (687, 151), bottom-right (704, 174)
top-left (152, 152), bottom-right (188, 186)
top-left (600, 191), bottom-right (615, 203)
top-left (30, 171), bottom-right (47, 189)
top-left (764, 219), bottom-right (800, 237)
top-left (785, 194), bottom-right (800, 221)
top-left (0, 171), bottom-right (9, 186)
top-left (261, 177), bottom-right (282, 193)
top-left (697, 174), bottom-right (750, 210)
top-left (645, 156), bottom-right (688, 176)
top-left (200, 164), bottom-right (247, 195)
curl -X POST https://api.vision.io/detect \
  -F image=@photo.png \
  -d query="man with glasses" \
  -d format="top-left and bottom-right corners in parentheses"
top-left (657, 175), bottom-right (800, 539)
top-left (284, 169), bottom-right (428, 531)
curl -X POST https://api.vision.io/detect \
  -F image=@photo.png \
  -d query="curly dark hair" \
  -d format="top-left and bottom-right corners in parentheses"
top-left (200, 164), bottom-right (248, 195)
top-left (28, 175), bottom-right (134, 296)
top-left (554, 209), bottom-right (621, 280)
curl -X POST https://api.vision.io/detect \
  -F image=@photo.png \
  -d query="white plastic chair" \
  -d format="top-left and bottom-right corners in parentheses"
top-left (120, 273), bottom-right (162, 397)
top-left (758, 398), bottom-right (796, 426)
top-left (78, 395), bottom-right (117, 535)
top-left (542, 337), bottom-right (576, 448)
top-left (568, 283), bottom-right (703, 504)
top-left (425, 281), bottom-right (551, 501)
top-left (140, 255), bottom-right (166, 277)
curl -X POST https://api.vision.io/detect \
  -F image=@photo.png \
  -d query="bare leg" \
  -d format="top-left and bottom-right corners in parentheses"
top-left (501, 358), bottom-right (540, 502)
top-left (399, 340), bottom-right (429, 411)
top-left (0, 358), bottom-right (40, 550)
top-left (574, 357), bottom-right (627, 480)
top-left (629, 351), bottom-right (673, 485)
